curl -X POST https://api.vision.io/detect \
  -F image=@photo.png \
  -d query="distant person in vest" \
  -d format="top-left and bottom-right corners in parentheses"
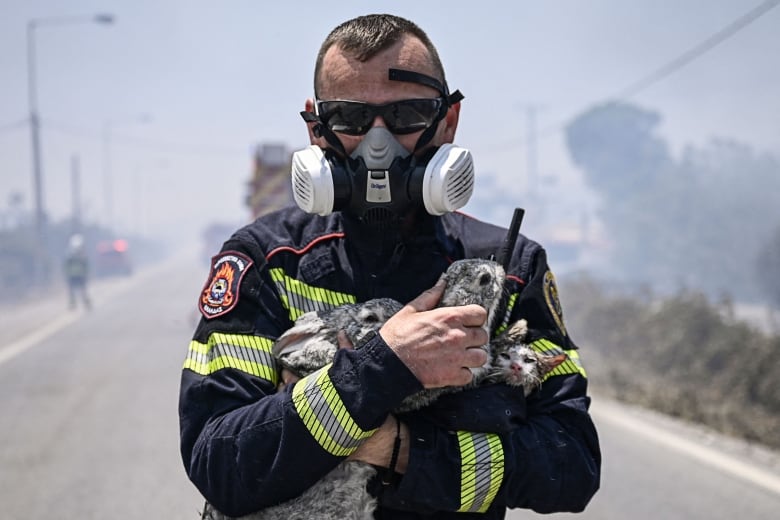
top-left (63, 233), bottom-right (91, 310)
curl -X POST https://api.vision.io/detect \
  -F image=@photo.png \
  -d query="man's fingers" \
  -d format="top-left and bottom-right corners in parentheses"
top-left (337, 330), bottom-right (354, 350)
top-left (463, 345), bottom-right (488, 368)
top-left (458, 304), bottom-right (489, 327)
top-left (466, 327), bottom-right (489, 349)
top-left (402, 278), bottom-right (446, 313)
top-left (452, 348), bottom-right (488, 386)
top-left (424, 348), bottom-right (487, 388)
top-left (455, 367), bottom-right (475, 386)
top-left (378, 277), bottom-right (495, 389)
top-left (279, 368), bottom-right (300, 391)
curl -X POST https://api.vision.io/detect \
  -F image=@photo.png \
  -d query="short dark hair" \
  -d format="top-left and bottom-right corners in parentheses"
top-left (313, 14), bottom-right (447, 97)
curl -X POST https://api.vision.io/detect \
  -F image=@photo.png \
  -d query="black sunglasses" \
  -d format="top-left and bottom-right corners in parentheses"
top-left (315, 98), bottom-right (446, 136)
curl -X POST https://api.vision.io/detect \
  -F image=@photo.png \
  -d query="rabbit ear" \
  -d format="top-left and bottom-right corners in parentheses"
top-left (272, 312), bottom-right (326, 358)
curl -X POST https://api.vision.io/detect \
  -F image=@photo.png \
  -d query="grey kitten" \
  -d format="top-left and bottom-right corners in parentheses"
top-left (202, 259), bottom-right (515, 520)
top-left (486, 319), bottom-right (568, 396)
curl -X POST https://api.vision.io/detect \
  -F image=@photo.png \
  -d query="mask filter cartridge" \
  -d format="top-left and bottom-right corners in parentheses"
top-left (290, 142), bottom-right (475, 218)
top-left (419, 144), bottom-right (475, 215)
top-left (291, 145), bottom-right (336, 216)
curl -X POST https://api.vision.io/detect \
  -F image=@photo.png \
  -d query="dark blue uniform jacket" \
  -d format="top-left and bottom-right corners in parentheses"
top-left (179, 207), bottom-right (601, 518)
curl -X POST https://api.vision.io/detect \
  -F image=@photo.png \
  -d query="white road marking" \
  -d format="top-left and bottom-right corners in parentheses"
top-left (0, 311), bottom-right (82, 366)
top-left (593, 399), bottom-right (780, 496)
top-left (0, 257), bottom-right (182, 368)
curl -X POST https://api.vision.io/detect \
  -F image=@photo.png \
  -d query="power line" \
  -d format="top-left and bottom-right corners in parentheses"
top-left (614, 0), bottom-right (780, 100)
top-left (0, 118), bottom-right (28, 135)
top-left (40, 118), bottom-right (250, 158)
top-left (496, 0), bottom-right (780, 153)
top-left (0, 116), bottom-right (251, 157)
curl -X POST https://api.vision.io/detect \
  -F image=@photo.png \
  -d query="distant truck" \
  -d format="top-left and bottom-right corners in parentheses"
top-left (201, 143), bottom-right (295, 267)
top-left (94, 239), bottom-right (133, 277)
top-left (246, 142), bottom-right (294, 219)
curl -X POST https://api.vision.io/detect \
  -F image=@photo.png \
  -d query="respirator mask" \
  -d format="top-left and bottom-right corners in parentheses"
top-left (291, 68), bottom-right (474, 227)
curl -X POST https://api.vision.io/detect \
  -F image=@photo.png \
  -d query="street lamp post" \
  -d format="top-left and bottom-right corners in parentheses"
top-left (26, 13), bottom-right (114, 284)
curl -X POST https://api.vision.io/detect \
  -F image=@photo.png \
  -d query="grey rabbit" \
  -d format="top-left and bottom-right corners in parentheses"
top-left (271, 297), bottom-right (404, 378)
top-left (394, 258), bottom-right (507, 412)
top-left (202, 259), bottom-right (566, 520)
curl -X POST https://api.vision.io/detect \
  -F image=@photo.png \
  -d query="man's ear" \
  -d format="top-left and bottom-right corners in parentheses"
top-left (441, 101), bottom-right (461, 143)
top-left (303, 98), bottom-right (325, 145)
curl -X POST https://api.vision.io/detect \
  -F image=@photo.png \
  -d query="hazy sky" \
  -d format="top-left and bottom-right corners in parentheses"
top-left (1, 0), bottom-right (778, 247)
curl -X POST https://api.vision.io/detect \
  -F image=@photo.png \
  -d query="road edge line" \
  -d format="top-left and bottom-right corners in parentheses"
top-left (593, 400), bottom-right (780, 496)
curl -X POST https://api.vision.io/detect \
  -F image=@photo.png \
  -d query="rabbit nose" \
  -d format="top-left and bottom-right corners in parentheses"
top-left (511, 362), bottom-right (522, 372)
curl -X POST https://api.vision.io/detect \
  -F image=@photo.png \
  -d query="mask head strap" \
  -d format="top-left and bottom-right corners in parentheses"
top-left (388, 68), bottom-right (464, 152)
top-left (388, 69), bottom-right (464, 105)
top-left (300, 110), bottom-right (347, 157)
top-left (300, 68), bottom-right (464, 155)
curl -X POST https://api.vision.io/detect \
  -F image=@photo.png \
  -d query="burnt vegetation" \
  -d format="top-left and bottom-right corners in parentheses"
top-left (562, 275), bottom-right (780, 449)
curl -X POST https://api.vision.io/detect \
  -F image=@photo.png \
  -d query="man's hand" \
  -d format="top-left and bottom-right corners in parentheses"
top-left (379, 278), bottom-right (489, 388)
top-left (278, 368), bottom-right (299, 391)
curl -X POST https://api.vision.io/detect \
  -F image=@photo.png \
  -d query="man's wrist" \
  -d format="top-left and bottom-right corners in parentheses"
top-left (345, 415), bottom-right (410, 473)
top-left (381, 415), bottom-right (403, 484)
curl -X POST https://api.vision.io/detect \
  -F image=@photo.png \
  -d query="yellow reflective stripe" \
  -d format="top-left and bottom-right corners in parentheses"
top-left (269, 268), bottom-right (356, 320)
top-left (291, 364), bottom-right (376, 456)
top-left (531, 338), bottom-right (587, 379)
top-left (457, 431), bottom-right (504, 513)
top-left (183, 332), bottom-right (278, 385)
top-left (494, 292), bottom-right (519, 335)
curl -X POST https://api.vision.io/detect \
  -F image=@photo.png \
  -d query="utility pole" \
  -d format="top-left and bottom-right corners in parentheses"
top-left (25, 13), bottom-right (114, 285)
top-left (71, 154), bottom-right (82, 233)
top-left (102, 121), bottom-right (113, 233)
top-left (27, 20), bottom-right (46, 284)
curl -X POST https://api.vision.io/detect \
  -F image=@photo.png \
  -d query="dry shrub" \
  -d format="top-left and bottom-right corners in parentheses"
top-left (561, 274), bottom-right (780, 449)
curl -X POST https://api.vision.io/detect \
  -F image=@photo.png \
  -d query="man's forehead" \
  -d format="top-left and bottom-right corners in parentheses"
top-left (318, 36), bottom-right (439, 100)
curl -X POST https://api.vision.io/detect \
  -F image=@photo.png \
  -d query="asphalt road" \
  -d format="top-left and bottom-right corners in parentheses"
top-left (1, 254), bottom-right (779, 519)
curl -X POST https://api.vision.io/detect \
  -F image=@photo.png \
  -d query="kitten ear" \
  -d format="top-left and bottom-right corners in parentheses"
top-left (540, 353), bottom-right (568, 374)
top-left (502, 319), bottom-right (528, 342)
top-left (513, 319), bottom-right (528, 339)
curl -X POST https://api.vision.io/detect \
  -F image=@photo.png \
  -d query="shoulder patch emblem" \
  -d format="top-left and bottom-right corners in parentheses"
top-left (543, 270), bottom-right (568, 337)
top-left (199, 251), bottom-right (253, 319)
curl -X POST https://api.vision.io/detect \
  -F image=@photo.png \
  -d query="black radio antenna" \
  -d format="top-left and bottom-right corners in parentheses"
top-left (495, 207), bottom-right (525, 271)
